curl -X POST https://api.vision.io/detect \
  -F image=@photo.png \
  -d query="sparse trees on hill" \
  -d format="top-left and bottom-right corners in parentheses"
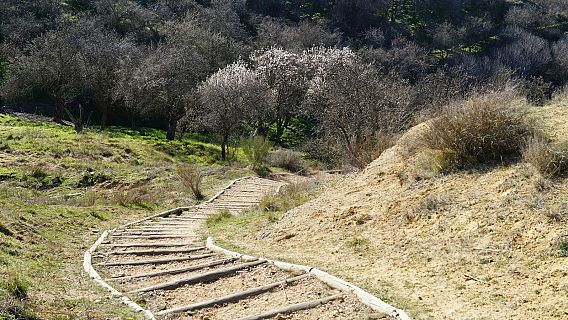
top-left (4, 0), bottom-right (568, 168)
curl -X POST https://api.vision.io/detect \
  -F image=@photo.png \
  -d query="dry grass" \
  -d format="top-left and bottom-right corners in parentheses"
top-left (269, 149), bottom-right (305, 173)
top-left (176, 163), bottom-right (204, 200)
top-left (422, 91), bottom-right (532, 171)
top-left (522, 135), bottom-right (568, 178)
top-left (350, 131), bottom-right (396, 169)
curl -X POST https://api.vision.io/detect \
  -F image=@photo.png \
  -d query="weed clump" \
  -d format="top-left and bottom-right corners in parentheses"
top-left (345, 237), bottom-right (369, 254)
top-left (0, 272), bottom-right (37, 320)
top-left (270, 149), bottom-right (305, 173)
top-left (21, 168), bottom-right (62, 190)
top-left (556, 237), bottom-right (568, 257)
top-left (77, 172), bottom-right (111, 187)
top-left (522, 135), bottom-right (568, 178)
top-left (422, 92), bottom-right (532, 171)
top-left (176, 163), bottom-right (204, 200)
top-left (206, 210), bottom-right (232, 227)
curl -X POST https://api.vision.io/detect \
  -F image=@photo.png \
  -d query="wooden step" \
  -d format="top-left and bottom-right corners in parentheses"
top-left (128, 260), bottom-right (267, 293)
top-left (96, 253), bottom-right (216, 267)
top-left (238, 294), bottom-right (343, 320)
top-left (108, 258), bottom-right (238, 281)
top-left (156, 273), bottom-right (310, 316)
top-left (101, 242), bottom-right (201, 248)
top-left (105, 247), bottom-right (205, 256)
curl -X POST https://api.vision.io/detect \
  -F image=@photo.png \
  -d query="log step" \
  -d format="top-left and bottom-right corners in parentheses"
top-left (156, 273), bottom-right (311, 316)
top-left (237, 293), bottom-right (343, 320)
top-left (101, 242), bottom-right (201, 248)
top-left (96, 253), bottom-right (216, 267)
top-left (108, 258), bottom-right (238, 281)
top-left (106, 247), bottom-right (205, 256)
top-left (128, 260), bottom-right (267, 293)
top-left (109, 235), bottom-right (200, 239)
top-left (160, 217), bottom-right (207, 221)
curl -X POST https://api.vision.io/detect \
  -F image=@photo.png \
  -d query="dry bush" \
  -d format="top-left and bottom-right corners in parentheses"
top-left (522, 135), bottom-right (568, 178)
top-left (422, 91), bottom-right (532, 171)
top-left (176, 163), bottom-right (204, 200)
top-left (269, 149), bottom-right (305, 173)
top-left (552, 85), bottom-right (568, 103)
top-left (349, 132), bottom-right (396, 168)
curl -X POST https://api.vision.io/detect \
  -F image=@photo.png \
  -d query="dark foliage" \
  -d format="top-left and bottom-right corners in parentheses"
top-left (1, 0), bottom-right (567, 166)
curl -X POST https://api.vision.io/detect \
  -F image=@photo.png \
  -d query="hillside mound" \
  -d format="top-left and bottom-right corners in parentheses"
top-left (218, 105), bottom-right (568, 319)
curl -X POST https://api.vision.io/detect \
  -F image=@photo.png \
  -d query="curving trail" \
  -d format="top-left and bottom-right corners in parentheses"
top-left (84, 176), bottom-right (410, 320)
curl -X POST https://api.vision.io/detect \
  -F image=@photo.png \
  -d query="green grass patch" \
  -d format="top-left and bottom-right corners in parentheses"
top-left (345, 237), bottom-right (370, 255)
top-left (206, 209), bottom-right (233, 228)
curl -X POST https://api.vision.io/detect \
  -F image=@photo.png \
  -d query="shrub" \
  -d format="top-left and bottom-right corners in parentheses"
top-left (524, 76), bottom-right (553, 106)
top-left (557, 237), bottom-right (568, 257)
top-left (0, 272), bottom-right (36, 320)
top-left (241, 136), bottom-right (272, 175)
top-left (2, 272), bottom-right (30, 300)
top-left (176, 163), bottom-right (204, 200)
top-left (422, 92), bottom-right (532, 171)
top-left (270, 149), bottom-right (305, 173)
top-left (21, 168), bottom-right (63, 190)
top-left (77, 172), bottom-right (111, 187)
top-left (522, 135), bottom-right (568, 178)
top-left (349, 131), bottom-right (396, 169)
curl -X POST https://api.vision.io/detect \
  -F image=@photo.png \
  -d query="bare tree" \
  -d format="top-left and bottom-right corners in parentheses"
top-left (256, 18), bottom-right (341, 52)
top-left (77, 20), bottom-right (139, 128)
top-left (1, 22), bottom-right (84, 122)
top-left (198, 60), bottom-right (273, 160)
top-left (304, 47), bottom-right (415, 167)
top-left (494, 27), bottom-right (552, 78)
top-left (122, 44), bottom-right (206, 140)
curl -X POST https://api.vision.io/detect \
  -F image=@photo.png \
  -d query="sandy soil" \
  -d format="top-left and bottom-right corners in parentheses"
top-left (213, 110), bottom-right (568, 319)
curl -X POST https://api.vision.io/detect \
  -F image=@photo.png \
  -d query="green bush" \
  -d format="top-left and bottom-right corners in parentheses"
top-left (557, 237), bottom-right (568, 257)
top-left (422, 92), bottom-right (532, 171)
top-left (241, 136), bottom-right (272, 175)
top-left (1, 272), bottom-right (30, 300)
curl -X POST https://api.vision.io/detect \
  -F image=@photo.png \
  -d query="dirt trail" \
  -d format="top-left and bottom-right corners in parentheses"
top-left (85, 176), bottom-right (399, 319)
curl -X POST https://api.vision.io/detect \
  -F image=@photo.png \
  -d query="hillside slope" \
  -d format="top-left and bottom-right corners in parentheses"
top-left (212, 105), bottom-right (568, 319)
top-left (0, 113), bottom-right (250, 319)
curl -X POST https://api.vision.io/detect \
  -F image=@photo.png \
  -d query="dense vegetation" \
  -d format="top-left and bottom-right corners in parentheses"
top-left (2, 0), bottom-right (568, 167)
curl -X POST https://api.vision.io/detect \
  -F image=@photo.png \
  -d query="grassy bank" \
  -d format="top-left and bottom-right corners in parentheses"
top-left (0, 113), bottom-right (251, 319)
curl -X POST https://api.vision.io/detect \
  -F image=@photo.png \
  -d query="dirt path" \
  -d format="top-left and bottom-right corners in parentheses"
top-left (84, 176), bottom-right (406, 319)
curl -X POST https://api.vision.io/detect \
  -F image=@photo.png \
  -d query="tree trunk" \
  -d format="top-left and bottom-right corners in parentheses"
top-left (275, 118), bottom-right (285, 146)
top-left (166, 112), bottom-right (178, 141)
top-left (221, 135), bottom-right (229, 161)
top-left (101, 103), bottom-right (109, 130)
top-left (53, 100), bottom-right (65, 124)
